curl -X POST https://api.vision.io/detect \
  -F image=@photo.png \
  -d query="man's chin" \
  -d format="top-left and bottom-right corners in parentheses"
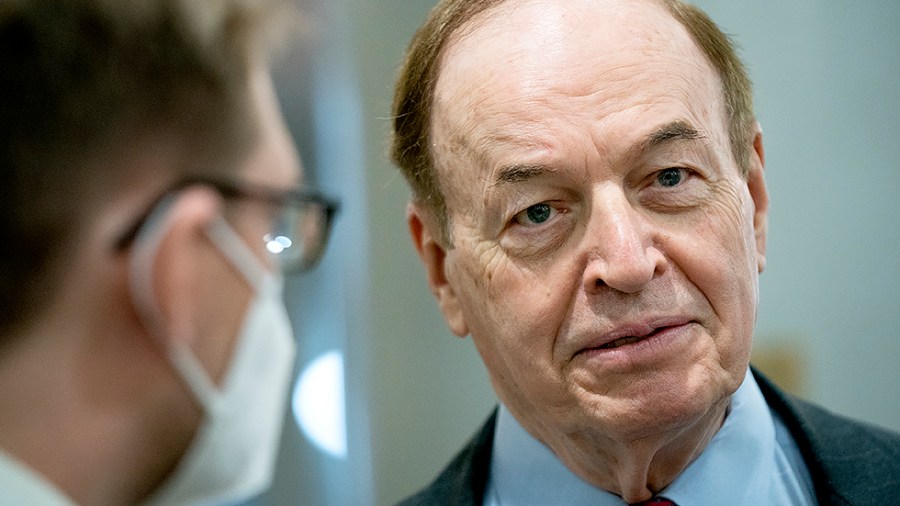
top-left (567, 374), bottom-right (735, 441)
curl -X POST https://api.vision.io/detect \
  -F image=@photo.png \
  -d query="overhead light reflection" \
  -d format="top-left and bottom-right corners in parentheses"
top-left (292, 350), bottom-right (347, 458)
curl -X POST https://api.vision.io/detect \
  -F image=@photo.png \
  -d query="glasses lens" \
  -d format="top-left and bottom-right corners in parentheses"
top-left (264, 201), bottom-right (330, 272)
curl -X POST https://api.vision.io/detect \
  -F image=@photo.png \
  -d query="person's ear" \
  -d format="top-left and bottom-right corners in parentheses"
top-left (129, 187), bottom-right (223, 349)
top-left (747, 123), bottom-right (769, 273)
top-left (407, 202), bottom-right (469, 337)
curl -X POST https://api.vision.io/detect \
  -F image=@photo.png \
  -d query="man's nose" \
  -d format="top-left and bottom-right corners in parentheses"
top-left (582, 188), bottom-right (667, 294)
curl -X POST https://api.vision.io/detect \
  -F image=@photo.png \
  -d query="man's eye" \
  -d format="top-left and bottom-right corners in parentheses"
top-left (656, 168), bottom-right (684, 187)
top-left (513, 203), bottom-right (555, 226)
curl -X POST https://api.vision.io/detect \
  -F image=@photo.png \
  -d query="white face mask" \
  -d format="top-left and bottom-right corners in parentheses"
top-left (129, 200), bottom-right (297, 506)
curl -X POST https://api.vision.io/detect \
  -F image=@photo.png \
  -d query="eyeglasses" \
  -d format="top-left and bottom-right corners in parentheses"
top-left (118, 177), bottom-right (340, 273)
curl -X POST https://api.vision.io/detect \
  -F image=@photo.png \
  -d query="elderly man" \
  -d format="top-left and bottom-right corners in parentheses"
top-left (0, 1), bottom-right (337, 505)
top-left (390, 0), bottom-right (900, 504)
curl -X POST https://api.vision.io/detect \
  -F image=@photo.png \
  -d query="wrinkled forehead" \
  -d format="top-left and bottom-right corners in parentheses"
top-left (430, 0), bottom-right (723, 172)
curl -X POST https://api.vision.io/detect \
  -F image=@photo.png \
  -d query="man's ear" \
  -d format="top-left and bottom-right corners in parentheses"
top-left (130, 187), bottom-right (224, 349)
top-left (407, 202), bottom-right (469, 337)
top-left (747, 123), bottom-right (769, 274)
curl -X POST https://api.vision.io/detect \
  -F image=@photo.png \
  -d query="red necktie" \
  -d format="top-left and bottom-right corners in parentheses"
top-left (633, 499), bottom-right (676, 506)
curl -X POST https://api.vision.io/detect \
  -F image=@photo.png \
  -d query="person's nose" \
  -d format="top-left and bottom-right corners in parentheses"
top-left (582, 187), bottom-right (667, 294)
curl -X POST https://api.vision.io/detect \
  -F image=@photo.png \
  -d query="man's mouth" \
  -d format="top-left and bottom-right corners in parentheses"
top-left (596, 326), bottom-right (675, 349)
top-left (598, 334), bottom-right (647, 349)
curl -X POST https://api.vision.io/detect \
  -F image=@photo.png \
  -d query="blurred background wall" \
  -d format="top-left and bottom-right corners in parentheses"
top-left (250, 1), bottom-right (900, 504)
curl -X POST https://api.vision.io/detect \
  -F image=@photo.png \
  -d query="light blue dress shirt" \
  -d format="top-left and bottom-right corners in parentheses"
top-left (485, 370), bottom-right (817, 505)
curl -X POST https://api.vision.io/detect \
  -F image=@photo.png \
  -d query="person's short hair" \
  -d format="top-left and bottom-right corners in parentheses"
top-left (390, 0), bottom-right (754, 243)
top-left (0, 0), bottom-right (288, 338)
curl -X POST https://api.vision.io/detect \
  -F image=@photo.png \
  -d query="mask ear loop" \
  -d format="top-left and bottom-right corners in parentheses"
top-left (128, 194), bottom-right (223, 415)
top-left (128, 194), bottom-right (177, 342)
top-left (203, 215), bottom-right (269, 291)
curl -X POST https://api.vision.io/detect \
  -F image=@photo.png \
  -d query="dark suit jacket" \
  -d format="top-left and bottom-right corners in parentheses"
top-left (398, 371), bottom-right (900, 505)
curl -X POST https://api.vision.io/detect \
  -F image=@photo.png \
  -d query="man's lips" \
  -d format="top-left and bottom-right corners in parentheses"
top-left (578, 317), bottom-right (694, 354)
top-left (598, 333), bottom-right (655, 349)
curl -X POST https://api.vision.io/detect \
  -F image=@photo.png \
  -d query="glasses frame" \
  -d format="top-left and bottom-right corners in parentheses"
top-left (116, 176), bottom-right (340, 273)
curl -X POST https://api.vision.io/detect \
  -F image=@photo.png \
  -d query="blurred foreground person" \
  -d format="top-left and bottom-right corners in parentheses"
top-left (0, 1), bottom-right (337, 504)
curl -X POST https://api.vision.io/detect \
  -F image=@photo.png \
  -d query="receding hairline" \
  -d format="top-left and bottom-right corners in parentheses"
top-left (391, 0), bottom-right (755, 243)
top-left (428, 0), bottom-right (732, 175)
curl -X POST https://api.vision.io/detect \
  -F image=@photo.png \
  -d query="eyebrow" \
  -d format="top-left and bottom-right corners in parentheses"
top-left (493, 164), bottom-right (554, 186)
top-left (491, 121), bottom-right (704, 188)
top-left (633, 120), bottom-right (705, 156)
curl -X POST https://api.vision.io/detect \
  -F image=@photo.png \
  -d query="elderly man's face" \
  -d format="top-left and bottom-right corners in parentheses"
top-left (415, 0), bottom-right (768, 454)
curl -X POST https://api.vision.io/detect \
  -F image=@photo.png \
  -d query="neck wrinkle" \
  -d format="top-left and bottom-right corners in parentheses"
top-left (543, 397), bottom-right (730, 503)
